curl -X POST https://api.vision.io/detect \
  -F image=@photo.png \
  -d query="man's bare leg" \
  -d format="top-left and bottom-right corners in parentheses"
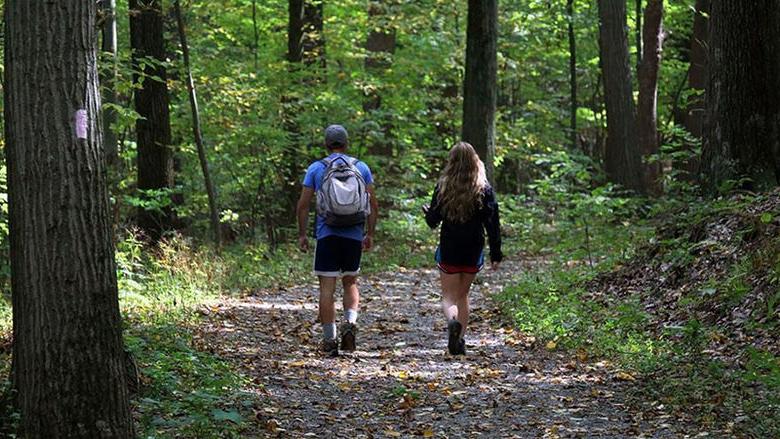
top-left (318, 276), bottom-right (338, 342)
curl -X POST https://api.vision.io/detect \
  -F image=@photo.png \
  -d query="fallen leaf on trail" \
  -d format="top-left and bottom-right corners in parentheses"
top-left (384, 429), bottom-right (402, 437)
top-left (614, 371), bottom-right (636, 382)
top-left (546, 340), bottom-right (557, 350)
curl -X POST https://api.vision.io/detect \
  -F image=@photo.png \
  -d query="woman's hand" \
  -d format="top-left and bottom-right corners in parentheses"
top-left (422, 204), bottom-right (430, 215)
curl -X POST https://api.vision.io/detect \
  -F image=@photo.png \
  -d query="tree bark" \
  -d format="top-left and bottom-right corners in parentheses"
top-left (252, 0), bottom-right (259, 71)
top-left (597, 0), bottom-right (644, 193)
top-left (637, 0), bottom-right (664, 195)
top-left (304, 0), bottom-right (326, 69)
top-left (364, 0), bottom-right (398, 155)
top-left (130, 0), bottom-right (175, 243)
top-left (101, 0), bottom-right (119, 166)
top-left (288, 0), bottom-right (305, 63)
top-left (462, 0), bottom-right (498, 183)
top-left (635, 0), bottom-right (642, 73)
top-left (4, 1), bottom-right (134, 436)
top-left (683, 0), bottom-right (709, 138)
top-left (567, 0), bottom-right (577, 150)
top-left (174, 0), bottom-right (222, 247)
top-left (702, 1), bottom-right (780, 192)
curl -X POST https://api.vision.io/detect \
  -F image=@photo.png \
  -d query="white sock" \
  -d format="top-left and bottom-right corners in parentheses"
top-left (323, 323), bottom-right (337, 341)
top-left (345, 309), bottom-right (358, 324)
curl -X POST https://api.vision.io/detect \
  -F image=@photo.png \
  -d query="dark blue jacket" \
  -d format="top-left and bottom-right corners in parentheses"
top-left (425, 185), bottom-right (503, 266)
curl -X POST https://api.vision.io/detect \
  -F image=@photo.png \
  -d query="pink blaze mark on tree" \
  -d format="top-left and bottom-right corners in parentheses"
top-left (75, 109), bottom-right (88, 139)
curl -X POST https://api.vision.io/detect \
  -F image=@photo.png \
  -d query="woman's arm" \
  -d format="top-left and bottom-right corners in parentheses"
top-left (482, 187), bottom-right (503, 263)
top-left (424, 186), bottom-right (443, 229)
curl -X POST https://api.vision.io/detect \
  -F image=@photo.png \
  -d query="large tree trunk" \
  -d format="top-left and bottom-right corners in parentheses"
top-left (567, 0), bottom-right (577, 150)
top-left (4, 1), bottom-right (134, 436)
top-left (364, 0), bottom-right (397, 155)
top-left (702, 1), bottom-right (780, 192)
top-left (130, 0), bottom-right (175, 242)
top-left (462, 0), bottom-right (498, 183)
top-left (174, 0), bottom-right (222, 247)
top-left (101, 0), bottom-right (119, 166)
top-left (597, 0), bottom-right (644, 193)
top-left (637, 0), bottom-right (664, 195)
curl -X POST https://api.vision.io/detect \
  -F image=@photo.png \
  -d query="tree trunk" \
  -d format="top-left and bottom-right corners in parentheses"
top-left (364, 0), bottom-right (397, 155)
top-left (252, 0), bottom-right (259, 71)
top-left (174, 0), bottom-right (222, 247)
top-left (684, 0), bottom-right (709, 138)
top-left (635, 0), bottom-right (642, 73)
top-left (4, 1), bottom-right (134, 436)
top-left (597, 0), bottom-right (644, 193)
top-left (130, 0), bottom-right (175, 243)
top-left (637, 0), bottom-right (664, 195)
top-left (304, 0), bottom-right (326, 69)
top-left (462, 0), bottom-right (498, 183)
top-left (101, 0), bottom-right (119, 166)
top-left (702, 1), bottom-right (780, 192)
top-left (288, 0), bottom-right (305, 63)
top-left (567, 0), bottom-right (577, 150)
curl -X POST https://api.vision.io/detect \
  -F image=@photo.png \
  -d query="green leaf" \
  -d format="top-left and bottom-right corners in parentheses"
top-left (211, 409), bottom-right (242, 424)
top-left (760, 213), bottom-right (773, 224)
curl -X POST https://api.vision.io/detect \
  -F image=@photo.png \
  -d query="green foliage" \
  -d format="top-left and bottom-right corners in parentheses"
top-left (127, 324), bottom-right (251, 438)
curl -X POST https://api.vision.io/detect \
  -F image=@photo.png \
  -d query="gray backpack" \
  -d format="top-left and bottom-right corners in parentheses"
top-left (316, 156), bottom-right (371, 226)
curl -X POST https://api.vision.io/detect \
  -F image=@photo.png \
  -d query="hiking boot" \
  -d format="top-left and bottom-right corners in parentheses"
top-left (447, 319), bottom-right (463, 355)
top-left (320, 338), bottom-right (339, 357)
top-left (339, 322), bottom-right (358, 352)
top-left (455, 338), bottom-right (466, 356)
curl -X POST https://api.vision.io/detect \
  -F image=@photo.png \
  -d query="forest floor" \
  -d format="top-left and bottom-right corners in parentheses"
top-left (195, 258), bottom-right (695, 438)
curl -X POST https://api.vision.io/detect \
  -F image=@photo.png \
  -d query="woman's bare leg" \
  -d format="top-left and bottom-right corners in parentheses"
top-left (455, 273), bottom-right (477, 337)
top-left (440, 272), bottom-right (461, 321)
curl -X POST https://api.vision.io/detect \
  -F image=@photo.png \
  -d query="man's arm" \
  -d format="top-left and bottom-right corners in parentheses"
top-left (296, 187), bottom-right (315, 251)
top-left (364, 184), bottom-right (378, 250)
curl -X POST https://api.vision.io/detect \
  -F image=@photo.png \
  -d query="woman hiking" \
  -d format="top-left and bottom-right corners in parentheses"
top-left (424, 142), bottom-right (503, 355)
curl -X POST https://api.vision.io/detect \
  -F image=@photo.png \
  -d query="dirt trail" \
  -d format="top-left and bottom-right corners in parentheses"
top-left (197, 260), bottom-right (690, 438)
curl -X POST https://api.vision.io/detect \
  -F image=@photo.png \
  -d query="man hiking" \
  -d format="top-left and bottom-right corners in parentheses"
top-left (296, 124), bottom-right (378, 357)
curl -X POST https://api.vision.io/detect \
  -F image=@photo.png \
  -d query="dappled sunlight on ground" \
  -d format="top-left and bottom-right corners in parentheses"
top-left (196, 260), bottom-right (686, 438)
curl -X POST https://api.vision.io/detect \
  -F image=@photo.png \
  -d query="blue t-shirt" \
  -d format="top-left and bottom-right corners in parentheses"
top-left (303, 153), bottom-right (374, 241)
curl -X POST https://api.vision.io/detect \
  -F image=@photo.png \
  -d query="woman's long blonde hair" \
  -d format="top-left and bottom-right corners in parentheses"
top-left (437, 142), bottom-right (489, 223)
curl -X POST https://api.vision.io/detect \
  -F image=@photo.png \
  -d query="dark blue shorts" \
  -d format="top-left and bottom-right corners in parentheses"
top-left (314, 235), bottom-right (363, 277)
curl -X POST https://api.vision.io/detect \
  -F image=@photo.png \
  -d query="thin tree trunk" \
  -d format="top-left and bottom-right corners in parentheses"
top-left (303, 0), bottom-right (326, 70)
top-left (637, 0), bottom-right (664, 195)
top-left (702, 0), bottom-right (780, 192)
top-left (288, 0), bottom-right (305, 63)
top-left (635, 0), bottom-right (642, 73)
top-left (252, 0), bottom-right (259, 71)
top-left (462, 0), bottom-right (498, 183)
top-left (598, 0), bottom-right (644, 193)
top-left (5, 0), bottom-right (134, 436)
top-left (174, 0), bottom-right (222, 247)
top-left (567, 0), bottom-right (577, 150)
top-left (364, 0), bottom-right (397, 155)
top-left (678, 0), bottom-right (709, 181)
top-left (129, 0), bottom-right (175, 242)
top-left (684, 0), bottom-right (709, 138)
top-left (101, 0), bottom-right (119, 166)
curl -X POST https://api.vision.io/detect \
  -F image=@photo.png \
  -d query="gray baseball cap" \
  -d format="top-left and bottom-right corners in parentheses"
top-left (325, 124), bottom-right (349, 149)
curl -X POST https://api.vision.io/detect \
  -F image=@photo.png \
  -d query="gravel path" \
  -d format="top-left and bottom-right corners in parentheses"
top-left (197, 260), bottom-right (691, 438)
